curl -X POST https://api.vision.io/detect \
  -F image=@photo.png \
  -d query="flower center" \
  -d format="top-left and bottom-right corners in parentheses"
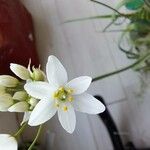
top-left (53, 87), bottom-right (74, 102)
top-left (53, 87), bottom-right (74, 112)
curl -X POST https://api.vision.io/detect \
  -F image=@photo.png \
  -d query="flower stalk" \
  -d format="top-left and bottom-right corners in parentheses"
top-left (14, 122), bottom-right (27, 139)
top-left (28, 125), bottom-right (43, 150)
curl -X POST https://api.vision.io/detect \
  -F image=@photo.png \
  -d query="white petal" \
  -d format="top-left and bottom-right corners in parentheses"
top-left (65, 76), bottom-right (92, 95)
top-left (10, 63), bottom-right (30, 80)
top-left (8, 102), bottom-right (29, 112)
top-left (21, 112), bottom-right (31, 125)
top-left (58, 103), bottom-right (76, 133)
top-left (24, 82), bottom-right (56, 99)
top-left (0, 94), bottom-right (13, 111)
top-left (0, 75), bottom-right (19, 88)
top-left (73, 93), bottom-right (105, 114)
top-left (28, 99), bottom-right (57, 126)
top-left (46, 55), bottom-right (68, 87)
top-left (0, 134), bottom-right (17, 150)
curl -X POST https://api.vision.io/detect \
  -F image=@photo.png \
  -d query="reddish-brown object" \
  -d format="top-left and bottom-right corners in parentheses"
top-left (0, 0), bottom-right (39, 75)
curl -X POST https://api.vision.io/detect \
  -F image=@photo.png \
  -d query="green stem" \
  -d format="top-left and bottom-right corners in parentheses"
top-left (13, 122), bottom-right (27, 139)
top-left (28, 125), bottom-right (43, 150)
top-left (92, 53), bottom-right (150, 82)
top-left (65, 13), bottom-right (133, 24)
top-left (65, 14), bottom-right (118, 23)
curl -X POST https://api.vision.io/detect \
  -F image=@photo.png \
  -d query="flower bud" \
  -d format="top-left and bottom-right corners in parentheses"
top-left (0, 94), bottom-right (13, 111)
top-left (0, 75), bottom-right (19, 87)
top-left (8, 101), bottom-right (29, 112)
top-left (10, 63), bottom-right (30, 80)
top-left (31, 67), bottom-right (45, 81)
top-left (13, 91), bottom-right (28, 101)
top-left (0, 134), bottom-right (17, 150)
top-left (0, 85), bottom-right (5, 95)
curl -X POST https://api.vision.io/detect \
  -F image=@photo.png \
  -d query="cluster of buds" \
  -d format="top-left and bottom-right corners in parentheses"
top-left (0, 62), bottom-right (45, 114)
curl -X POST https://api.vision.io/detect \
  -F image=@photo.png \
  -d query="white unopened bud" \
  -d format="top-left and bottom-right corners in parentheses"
top-left (10, 63), bottom-right (30, 80)
top-left (0, 134), bottom-right (17, 150)
top-left (0, 85), bottom-right (5, 95)
top-left (8, 101), bottom-right (29, 112)
top-left (31, 67), bottom-right (45, 81)
top-left (0, 94), bottom-right (13, 111)
top-left (0, 75), bottom-right (19, 87)
top-left (13, 91), bottom-right (28, 101)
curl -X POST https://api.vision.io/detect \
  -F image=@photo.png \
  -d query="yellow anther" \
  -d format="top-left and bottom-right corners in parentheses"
top-left (68, 96), bottom-right (74, 102)
top-left (59, 87), bottom-right (64, 92)
top-left (67, 88), bottom-right (74, 94)
top-left (53, 91), bottom-right (58, 98)
top-left (63, 106), bottom-right (68, 112)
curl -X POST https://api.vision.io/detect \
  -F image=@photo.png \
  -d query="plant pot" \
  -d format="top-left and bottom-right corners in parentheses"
top-left (0, 0), bottom-right (39, 75)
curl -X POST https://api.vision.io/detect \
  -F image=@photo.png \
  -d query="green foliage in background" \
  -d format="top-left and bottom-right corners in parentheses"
top-left (125, 0), bottom-right (144, 10)
top-left (67, 0), bottom-right (150, 73)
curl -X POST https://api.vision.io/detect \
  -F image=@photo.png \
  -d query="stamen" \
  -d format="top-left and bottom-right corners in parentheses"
top-left (59, 87), bottom-right (64, 92)
top-left (67, 88), bottom-right (74, 94)
top-left (68, 96), bottom-right (74, 102)
top-left (53, 91), bottom-right (58, 98)
top-left (63, 106), bottom-right (68, 112)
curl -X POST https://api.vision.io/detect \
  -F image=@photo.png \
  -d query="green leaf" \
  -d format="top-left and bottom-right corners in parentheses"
top-left (125, 0), bottom-right (144, 10)
top-left (64, 14), bottom-right (115, 23)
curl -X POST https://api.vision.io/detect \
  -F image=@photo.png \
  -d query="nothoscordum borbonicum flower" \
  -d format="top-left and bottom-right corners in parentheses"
top-left (25, 55), bottom-right (105, 133)
top-left (0, 134), bottom-right (17, 150)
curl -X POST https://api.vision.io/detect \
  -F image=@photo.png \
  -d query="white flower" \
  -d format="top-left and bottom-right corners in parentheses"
top-left (25, 55), bottom-right (105, 133)
top-left (0, 134), bottom-right (17, 150)
top-left (0, 75), bottom-right (19, 87)
top-left (0, 94), bottom-right (13, 111)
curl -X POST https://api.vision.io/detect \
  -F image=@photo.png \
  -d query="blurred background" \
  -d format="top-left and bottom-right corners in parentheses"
top-left (1, 0), bottom-right (150, 149)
